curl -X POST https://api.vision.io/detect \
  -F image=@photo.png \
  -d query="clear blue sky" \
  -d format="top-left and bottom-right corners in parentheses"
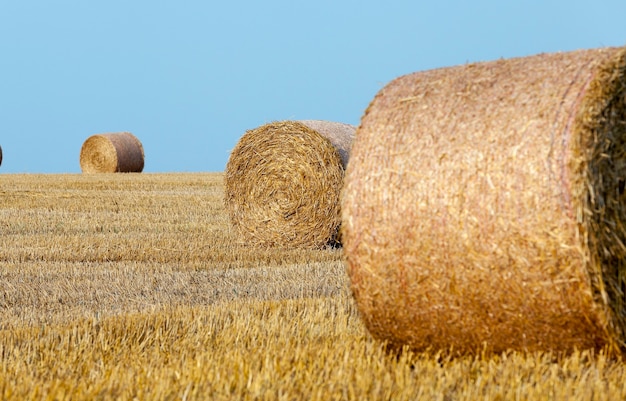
top-left (1, 1), bottom-right (624, 173)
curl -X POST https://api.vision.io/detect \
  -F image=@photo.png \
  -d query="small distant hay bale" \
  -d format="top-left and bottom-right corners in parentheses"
top-left (80, 132), bottom-right (144, 173)
top-left (0, 145), bottom-right (2, 167)
top-left (342, 47), bottom-right (626, 355)
top-left (225, 120), bottom-right (355, 248)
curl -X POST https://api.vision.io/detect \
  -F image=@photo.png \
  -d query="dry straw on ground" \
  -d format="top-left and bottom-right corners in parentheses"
top-left (79, 132), bottom-right (144, 173)
top-left (342, 46), bottom-right (626, 356)
top-left (225, 120), bottom-right (355, 248)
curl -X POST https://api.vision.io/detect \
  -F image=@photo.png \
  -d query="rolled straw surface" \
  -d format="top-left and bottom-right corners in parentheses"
top-left (80, 132), bottom-right (144, 173)
top-left (225, 120), bottom-right (355, 248)
top-left (342, 47), bottom-right (626, 355)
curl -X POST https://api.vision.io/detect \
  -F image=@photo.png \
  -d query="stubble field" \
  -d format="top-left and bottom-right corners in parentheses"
top-left (1, 173), bottom-right (625, 400)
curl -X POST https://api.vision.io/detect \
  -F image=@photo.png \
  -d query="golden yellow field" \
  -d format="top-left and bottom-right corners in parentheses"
top-left (1, 173), bottom-right (625, 400)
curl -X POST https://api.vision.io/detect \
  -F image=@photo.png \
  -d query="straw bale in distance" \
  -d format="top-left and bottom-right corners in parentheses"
top-left (225, 120), bottom-right (355, 248)
top-left (0, 145), bottom-right (2, 167)
top-left (342, 46), bottom-right (626, 355)
top-left (80, 132), bottom-right (145, 173)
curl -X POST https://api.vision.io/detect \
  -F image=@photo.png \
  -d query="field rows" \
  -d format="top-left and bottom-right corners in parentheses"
top-left (1, 173), bottom-right (625, 400)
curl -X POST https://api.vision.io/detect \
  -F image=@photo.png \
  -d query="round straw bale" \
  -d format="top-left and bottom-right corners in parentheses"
top-left (79, 132), bottom-right (144, 173)
top-left (342, 46), bottom-right (626, 355)
top-left (225, 120), bottom-right (355, 248)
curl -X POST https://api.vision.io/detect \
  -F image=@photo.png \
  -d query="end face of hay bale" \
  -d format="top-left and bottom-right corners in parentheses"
top-left (342, 47), bottom-right (626, 356)
top-left (571, 47), bottom-right (626, 352)
top-left (80, 132), bottom-right (144, 173)
top-left (225, 120), bottom-right (355, 248)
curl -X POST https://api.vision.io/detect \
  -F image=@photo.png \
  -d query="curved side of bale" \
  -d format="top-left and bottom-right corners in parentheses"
top-left (225, 120), bottom-right (355, 248)
top-left (80, 132), bottom-right (145, 173)
top-left (298, 120), bottom-right (355, 167)
top-left (342, 47), bottom-right (626, 355)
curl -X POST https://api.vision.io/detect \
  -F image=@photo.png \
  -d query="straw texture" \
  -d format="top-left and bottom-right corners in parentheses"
top-left (342, 47), bottom-right (626, 355)
top-left (80, 132), bottom-right (145, 173)
top-left (225, 120), bottom-right (355, 248)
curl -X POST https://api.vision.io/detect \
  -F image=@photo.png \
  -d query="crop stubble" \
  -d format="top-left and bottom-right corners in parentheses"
top-left (1, 173), bottom-right (625, 400)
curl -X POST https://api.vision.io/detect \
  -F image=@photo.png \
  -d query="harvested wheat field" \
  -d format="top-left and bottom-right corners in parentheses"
top-left (225, 120), bottom-right (355, 248)
top-left (1, 173), bottom-right (626, 400)
top-left (343, 46), bottom-right (626, 356)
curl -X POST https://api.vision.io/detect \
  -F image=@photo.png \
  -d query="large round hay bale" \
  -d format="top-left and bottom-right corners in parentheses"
top-left (225, 120), bottom-right (355, 248)
top-left (79, 132), bottom-right (145, 173)
top-left (342, 46), bottom-right (626, 355)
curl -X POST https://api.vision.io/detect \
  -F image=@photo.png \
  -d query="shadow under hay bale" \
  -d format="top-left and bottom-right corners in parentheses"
top-left (225, 120), bottom-right (355, 248)
top-left (342, 46), bottom-right (626, 356)
top-left (79, 132), bottom-right (144, 173)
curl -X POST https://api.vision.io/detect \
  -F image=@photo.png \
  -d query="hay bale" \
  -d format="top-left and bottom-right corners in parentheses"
top-left (225, 120), bottom-right (355, 248)
top-left (342, 46), bottom-right (626, 355)
top-left (79, 132), bottom-right (144, 173)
